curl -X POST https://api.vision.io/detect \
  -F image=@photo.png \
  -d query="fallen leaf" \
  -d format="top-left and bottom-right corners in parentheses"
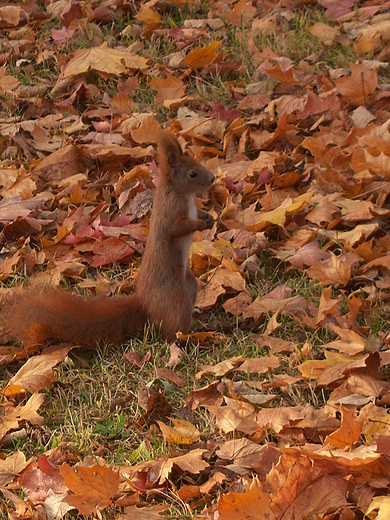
top-left (59, 464), bottom-right (120, 516)
top-left (157, 418), bottom-right (201, 445)
top-left (5, 345), bottom-right (73, 398)
top-left (324, 407), bottom-right (362, 448)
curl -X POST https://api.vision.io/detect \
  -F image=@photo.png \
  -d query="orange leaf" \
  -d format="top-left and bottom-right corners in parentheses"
top-left (324, 407), bottom-right (362, 448)
top-left (182, 40), bottom-right (222, 68)
top-left (217, 478), bottom-right (276, 520)
top-left (150, 73), bottom-right (186, 104)
top-left (59, 464), bottom-right (120, 516)
top-left (334, 62), bottom-right (378, 107)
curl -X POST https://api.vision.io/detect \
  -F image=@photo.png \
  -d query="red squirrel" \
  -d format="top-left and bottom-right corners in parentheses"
top-left (3, 131), bottom-right (215, 345)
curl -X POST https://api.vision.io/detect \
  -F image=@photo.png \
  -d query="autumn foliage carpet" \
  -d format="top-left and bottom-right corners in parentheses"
top-left (2, 0), bottom-right (390, 519)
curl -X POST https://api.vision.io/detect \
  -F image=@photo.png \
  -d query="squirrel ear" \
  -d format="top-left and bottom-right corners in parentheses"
top-left (158, 131), bottom-right (183, 173)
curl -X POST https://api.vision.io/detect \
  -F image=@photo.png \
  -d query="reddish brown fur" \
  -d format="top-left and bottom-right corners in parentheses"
top-left (6, 289), bottom-right (147, 345)
top-left (2, 130), bottom-right (214, 346)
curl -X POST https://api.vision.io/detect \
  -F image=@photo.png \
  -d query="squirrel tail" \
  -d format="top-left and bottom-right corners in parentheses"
top-left (2, 289), bottom-right (147, 346)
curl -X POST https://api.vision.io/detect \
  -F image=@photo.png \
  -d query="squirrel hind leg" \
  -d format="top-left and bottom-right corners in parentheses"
top-left (157, 296), bottom-right (193, 342)
top-left (185, 269), bottom-right (198, 305)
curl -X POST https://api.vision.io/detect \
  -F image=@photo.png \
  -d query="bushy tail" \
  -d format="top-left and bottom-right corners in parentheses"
top-left (2, 289), bottom-right (147, 346)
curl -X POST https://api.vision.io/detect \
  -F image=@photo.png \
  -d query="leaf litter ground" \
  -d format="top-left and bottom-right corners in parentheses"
top-left (1, 0), bottom-right (390, 519)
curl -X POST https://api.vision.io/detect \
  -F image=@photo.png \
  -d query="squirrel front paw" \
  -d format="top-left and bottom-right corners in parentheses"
top-left (198, 211), bottom-right (214, 230)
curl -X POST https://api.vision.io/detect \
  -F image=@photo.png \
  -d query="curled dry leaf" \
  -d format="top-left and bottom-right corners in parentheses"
top-left (0, 393), bottom-right (45, 442)
top-left (5, 345), bottom-right (74, 398)
top-left (0, 450), bottom-right (28, 487)
top-left (196, 356), bottom-right (245, 380)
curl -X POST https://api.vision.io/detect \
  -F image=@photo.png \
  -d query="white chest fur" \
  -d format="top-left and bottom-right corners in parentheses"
top-left (182, 194), bottom-right (197, 276)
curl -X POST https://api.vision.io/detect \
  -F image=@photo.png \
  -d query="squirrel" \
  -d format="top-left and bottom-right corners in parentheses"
top-left (3, 131), bottom-right (215, 346)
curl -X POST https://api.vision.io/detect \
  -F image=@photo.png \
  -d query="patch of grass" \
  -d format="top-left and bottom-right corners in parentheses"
top-left (254, 9), bottom-right (360, 72)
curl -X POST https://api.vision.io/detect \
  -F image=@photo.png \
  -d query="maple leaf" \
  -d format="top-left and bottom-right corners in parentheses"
top-left (157, 418), bottom-right (201, 445)
top-left (59, 464), bottom-right (120, 516)
top-left (135, 5), bottom-right (161, 24)
top-left (0, 393), bottom-right (45, 441)
top-left (150, 73), bottom-right (186, 104)
top-left (216, 478), bottom-right (276, 520)
top-left (182, 40), bottom-right (223, 68)
top-left (0, 451), bottom-right (28, 487)
top-left (228, 0), bottom-right (257, 27)
top-left (334, 62), bottom-right (378, 107)
top-left (62, 44), bottom-right (149, 78)
top-left (305, 253), bottom-right (351, 287)
top-left (324, 406), bottom-right (362, 448)
top-left (5, 345), bottom-right (73, 398)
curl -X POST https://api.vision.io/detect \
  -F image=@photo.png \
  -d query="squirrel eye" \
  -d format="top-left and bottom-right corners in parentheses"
top-left (189, 171), bottom-right (197, 178)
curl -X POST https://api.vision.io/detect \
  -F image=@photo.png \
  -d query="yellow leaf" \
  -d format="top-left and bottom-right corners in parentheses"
top-left (157, 419), bottom-right (201, 445)
top-left (134, 5), bottom-right (161, 23)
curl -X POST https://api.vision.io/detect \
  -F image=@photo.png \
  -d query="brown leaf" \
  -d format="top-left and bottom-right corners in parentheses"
top-left (196, 356), bottom-right (245, 380)
top-left (228, 0), bottom-right (256, 27)
top-left (334, 62), bottom-right (378, 107)
top-left (223, 291), bottom-right (252, 316)
top-left (124, 351), bottom-right (151, 368)
top-left (62, 44), bottom-right (149, 78)
top-left (187, 381), bottom-right (225, 410)
top-left (59, 464), bottom-right (120, 516)
top-left (157, 418), bottom-right (201, 445)
top-left (235, 355), bottom-right (280, 375)
top-left (216, 438), bottom-right (267, 469)
top-left (212, 397), bottom-right (258, 434)
top-left (5, 346), bottom-right (73, 398)
top-left (21, 454), bottom-right (67, 502)
top-left (267, 451), bottom-right (349, 519)
top-left (134, 5), bottom-right (161, 24)
top-left (0, 196), bottom-right (45, 223)
top-left (308, 22), bottom-right (340, 42)
top-left (182, 40), bottom-right (222, 68)
top-left (90, 238), bottom-right (137, 267)
top-left (306, 253), bottom-right (351, 286)
top-left (156, 367), bottom-right (184, 387)
top-left (0, 450), bottom-right (28, 487)
top-left (150, 73), bottom-right (186, 104)
top-left (257, 336), bottom-right (297, 355)
top-left (324, 407), bottom-right (362, 448)
top-left (0, 5), bottom-right (25, 28)
top-left (216, 478), bottom-right (276, 520)
top-left (0, 394), bottom-right (45, 441)
top-left (117, 505), bottom-right (167, 520)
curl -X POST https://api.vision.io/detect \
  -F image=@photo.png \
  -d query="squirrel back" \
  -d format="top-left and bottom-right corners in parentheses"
top-left (2, 130), bottom-right (214, 346)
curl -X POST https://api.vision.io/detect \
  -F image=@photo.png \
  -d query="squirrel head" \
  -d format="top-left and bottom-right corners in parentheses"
top-left (157, 131), bottom-right (215, 194)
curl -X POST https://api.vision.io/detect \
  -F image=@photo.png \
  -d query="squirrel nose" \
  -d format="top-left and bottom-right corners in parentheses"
top-left (210, 174), bottom-right (215, 184)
